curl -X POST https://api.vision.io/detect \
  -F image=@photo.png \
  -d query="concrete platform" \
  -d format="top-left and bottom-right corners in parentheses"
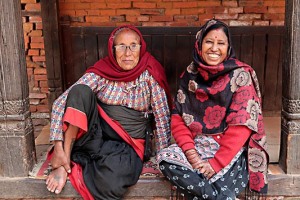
top-left (1, 116), bottom-right (298, 199)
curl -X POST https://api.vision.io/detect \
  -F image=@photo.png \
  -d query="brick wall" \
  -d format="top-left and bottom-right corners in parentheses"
top-left (21, 0), bottom-right (49, 136)
top-left (59, 0), bottom-right (285, 26)
top-left (21, 0), bottom-right (285, 135)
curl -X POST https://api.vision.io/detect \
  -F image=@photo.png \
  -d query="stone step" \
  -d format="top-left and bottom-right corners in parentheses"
top-left (0, 164), bottom-right (300, 199)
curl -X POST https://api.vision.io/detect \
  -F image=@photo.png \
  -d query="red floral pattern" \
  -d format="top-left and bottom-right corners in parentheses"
top-left (195, 89), bottom-right (208, 102)
top-left (188, 121), bottom-right (203, 137)
top-left (208, 74), bottom-right (230, 95)
top-left (249, 171), bottom-right (265, 192)
top-left (226, 110), bottom-right (249, 124)
top-left (203, 105), bottom-right (226, 129)
top-left (230, 86), bottom-right (252, 110)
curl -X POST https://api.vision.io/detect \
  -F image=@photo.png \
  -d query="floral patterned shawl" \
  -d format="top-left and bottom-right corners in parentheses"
top-left (174, 19), bottom-right (268, 193)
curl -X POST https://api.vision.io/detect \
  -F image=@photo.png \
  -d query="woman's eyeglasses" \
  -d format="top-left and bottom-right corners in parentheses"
top-left (114, 44), bottom-right (141, 52)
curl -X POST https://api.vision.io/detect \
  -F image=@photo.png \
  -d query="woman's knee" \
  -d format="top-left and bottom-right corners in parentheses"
top-left (68, 84), bottom-right (93, 98)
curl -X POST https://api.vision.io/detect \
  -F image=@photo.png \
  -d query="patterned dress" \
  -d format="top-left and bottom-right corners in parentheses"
top-left (158, 19), bottom-right (268, 200)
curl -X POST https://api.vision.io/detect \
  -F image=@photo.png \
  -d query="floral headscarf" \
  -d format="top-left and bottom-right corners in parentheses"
top-left (174, 19), bottom-right (268, 193)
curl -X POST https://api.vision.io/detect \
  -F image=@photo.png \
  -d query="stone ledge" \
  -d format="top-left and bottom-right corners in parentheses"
top-left (0, 165), bottom-right (300, 199)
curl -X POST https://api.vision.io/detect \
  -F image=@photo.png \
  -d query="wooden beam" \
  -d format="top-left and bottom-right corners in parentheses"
top-left (0, 0), bottom-right (35, 176)
top-left (279, 0), bottom-right (300, 174)
top-left (40, 0), bottom-right (63, 111)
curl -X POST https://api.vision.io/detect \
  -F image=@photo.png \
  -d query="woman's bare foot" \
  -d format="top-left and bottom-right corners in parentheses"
top-left (46, 166), bottom-right (68, 194)
top-left (51, 142), bottom-right (71, 173)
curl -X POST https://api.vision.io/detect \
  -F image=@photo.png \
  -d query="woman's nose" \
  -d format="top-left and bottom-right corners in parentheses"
top-left (124, 48), bottom-right (132, 55)
top-left (211, 43), bottom-right (218, 51)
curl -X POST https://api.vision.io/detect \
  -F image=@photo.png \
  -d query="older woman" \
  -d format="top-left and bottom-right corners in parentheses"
top-left (45, 25), bottom-right (171, 200)
top-left (158, 19), bottom-right (268, 200)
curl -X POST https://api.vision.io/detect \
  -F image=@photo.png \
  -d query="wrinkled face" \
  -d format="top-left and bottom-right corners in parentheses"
top-left (114, 29), bottom-right (141, 70)
top-left (201, 28), bottom-right (229, 66)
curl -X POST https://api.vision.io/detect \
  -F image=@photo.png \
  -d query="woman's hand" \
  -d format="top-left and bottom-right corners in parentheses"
top-left (198, 160), bottom-right (216, 179)
top-left (185, 149), bottom-right (203, 169)
top-left (185, 149), bottom-right (216, 179)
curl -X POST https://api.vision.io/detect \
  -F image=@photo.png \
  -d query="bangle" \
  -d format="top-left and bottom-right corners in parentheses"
top-left (185, 149), bottom-right (197, 156)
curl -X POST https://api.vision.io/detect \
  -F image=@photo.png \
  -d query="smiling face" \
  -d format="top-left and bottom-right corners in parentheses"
top-left (114, 29), bottom-right (141, 70)
top-left (201, 28), bottom-right (229, 66)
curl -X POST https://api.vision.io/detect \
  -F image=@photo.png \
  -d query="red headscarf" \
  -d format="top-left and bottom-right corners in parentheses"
top-left (85, 25), bottom-right (171, 108)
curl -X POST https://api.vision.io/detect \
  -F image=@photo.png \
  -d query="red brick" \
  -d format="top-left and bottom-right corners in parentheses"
top-left (31, 36), bottom-right (44, 43)
top-left (87, 10), bottom-right (100, 16)
top-left (30, 105), bottom-right (37, 112)
top-left (142, 22), bottom-right (165, 26)
top-left (34, 75), bottom-right (48, 81)
top-left (117, 9), bottom-right (141, 16)
top-left (215, 13), bottom-right (238, 20)
top-left (100, 10), bottom-right (116, 16)
top-left (229, 20), bottom-right (253, 26)
top-left (27, 68), bottom-right (33, 76)
top-left (74, 3), bottom-right (91, 10)
top-left (35, 22), bottom-right (43, 30)
top-left (39, 81), bottom-right (49, 88)
top-left (21, 0), bottom-right (36, 3)
top-left (198, 1), bottom-right (222, 7)
top-left (85, 16), bottom-right (109, 23)
top-left (205, 7), bottom-right (228, 14)
top-left (238, 14), bottom-right (262, 20)
top-left (181, 8), bottom-right (205, 15)
top-left (26, 60), bottom-right (40, 68)
top-left (90, 3), bottom-right (107, 9)
top-left (24, 35), bottom-right (30, 44)
top-left (30, 43), bottom-right (44, 49)
top-left (268, 7), bottom-right (285, 14)
top-left (222, 1), bottom-right (238, 7)
top-left (263, 13), bottom-right (285, 20)
top-left (244, 6), bottom-right (268, 13)
top-left (25, 3), bottom-right (41, 12)
top-left (28, 49), bottom-right (39, 56)
top-left (106, 2), bottom-right (131, 9)
top-left (40, 87), bottom-right (50, 93)
top-left (133, 2), bottom-right (156, 9)
top-left (239, 0), bottom-right (264, 6)
top-left (151, 16), bottom-right (173, 22)
top-left (174, 2), bottom-right (198, 8)
top-left (198, 14), bottom-right (215, 24)
top-left (34, 67), bottom-right (47, 75)
top-left (139, 9), bottom-right (163, 15)
top-left (157, 2), bottom-right (173, 9)
top-left (37, 105), bottom-right (50, 112)
top-left (254, 21), bottom-right (270, 26)
top-left (270, 20), bottom-right (284, 26)
top-left (28, 30), bottom-right (43, 36)
top-left (166, 22), bottom-right (189, 26)
top-left (126, 16), bottom-right (138, 22)
top-left (264, 1), bottom-right (285, 7)
top-left (29, 16), bottom-right (42, 23)
top-left (29, 92), bottom-right (47, 99)
top-left (59, 3), bottom-right (75, 10)
top-left (137, 15), bottom-right (150, 22)
top-left (165, 9), bottom-right (181, 16)
top-left (229, 7), bottom-right (244, 14)
top-left (32, 56), bottom-right (46, 62)
top-left (30, 99), bottom-right (40, 105)
top-left (23, 23), bottom-right (33, 33)
top-left (111, 16), bottom-right (126, 22)
top-left (40, 50), bottom-right (45, 56)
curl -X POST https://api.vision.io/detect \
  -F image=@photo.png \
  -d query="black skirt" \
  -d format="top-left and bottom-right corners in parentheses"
top-left (65, 84), bottom-right (143, 200)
